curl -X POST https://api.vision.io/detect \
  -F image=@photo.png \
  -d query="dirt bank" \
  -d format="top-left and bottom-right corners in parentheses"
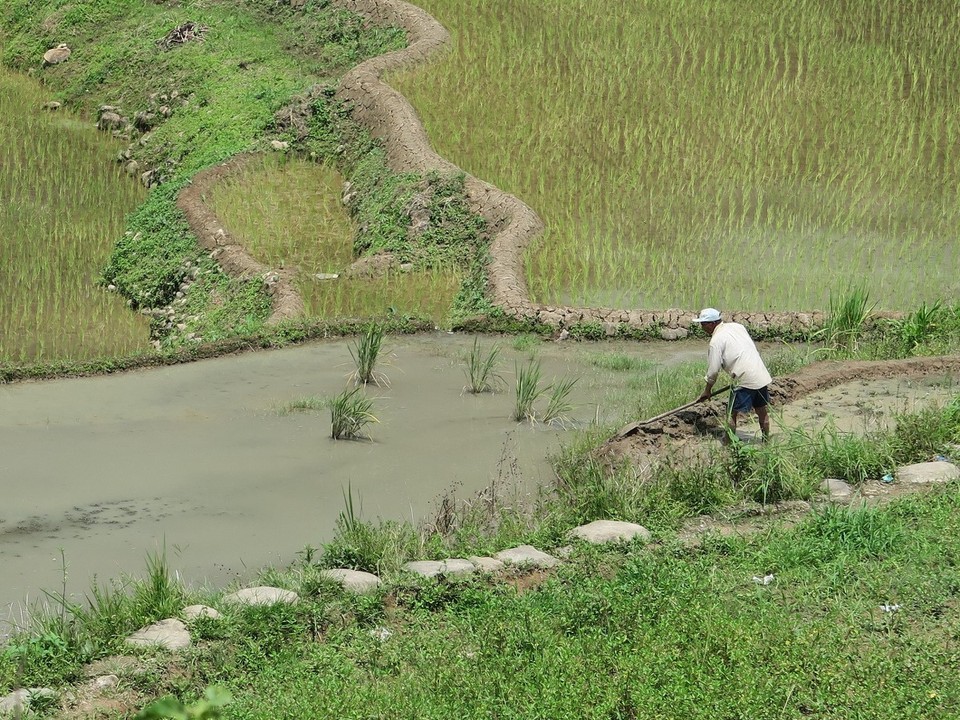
top-left (603, 354), bottom-right (960, 466)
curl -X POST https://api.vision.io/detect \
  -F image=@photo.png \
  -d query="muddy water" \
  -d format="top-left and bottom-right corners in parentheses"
top-left (0, 333), bottom-right (702, 618)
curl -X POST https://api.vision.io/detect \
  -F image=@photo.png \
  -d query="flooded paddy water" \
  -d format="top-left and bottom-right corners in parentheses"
top-left (0, 334), bottom-right (703, 619)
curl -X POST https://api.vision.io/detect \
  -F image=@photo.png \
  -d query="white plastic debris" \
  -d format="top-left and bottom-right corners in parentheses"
top-left (880, 604), bottom-right (901, 613)
top-left (370, 626), bottom-right (393, 642)
top-left (752, 574), bottom-right (775, 586)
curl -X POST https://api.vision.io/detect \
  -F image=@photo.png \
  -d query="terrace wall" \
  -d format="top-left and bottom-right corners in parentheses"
top-left (331, 0), bottom-right (834, 337)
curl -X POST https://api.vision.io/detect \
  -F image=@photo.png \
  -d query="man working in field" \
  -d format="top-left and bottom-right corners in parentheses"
top-left (692, 308), bottom-right (772, 441)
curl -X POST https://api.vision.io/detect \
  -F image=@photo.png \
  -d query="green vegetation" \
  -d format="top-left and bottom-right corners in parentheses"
top-left (512, 358), bottom-right (547, 422)
top-left (328, 386), bottom-right (378, 440)
top-left (393, 0), bottom-right (960, 311)
top-left (1, 0), bottom-right (487, 364)
top-left (348, 321), bottom-right (387, 386)
top-left (0, 68), bottom-right (149, 362)
top-left (463, 336), bottom-right (504, 393)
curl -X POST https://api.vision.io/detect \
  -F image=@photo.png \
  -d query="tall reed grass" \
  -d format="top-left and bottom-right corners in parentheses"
top-left (392, 0), bottom-right (960, 311)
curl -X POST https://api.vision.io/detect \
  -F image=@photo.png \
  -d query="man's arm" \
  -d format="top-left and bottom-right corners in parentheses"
top-left (697, 341), bottom-right (723, 401)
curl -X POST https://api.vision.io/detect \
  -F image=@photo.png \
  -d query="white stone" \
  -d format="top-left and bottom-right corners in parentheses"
top-left (320, 568), bottom-right (382, 594)
top-left (91, 675), bottom-right (119, 690)
top-left (0, 688), bottom-right (56, 714)
top-left (468, 556), bottom-right (506, 573)
top-left (404, 559), bottom-right (476, 579)
top-left (315, 273), bottom-right (339, 280)
top-left (182, 604), bottom-right (221, 620)
top-left (126, 618), bottom-right (191, 651)
top-left (493, 545), bottom-right (560, 569)
top-left (568, 520), bottom-right (652, 545)
top-left (820, 478), bottom-right (854, 501)
top-left (270, 140), bottom-right (289, 150)
top-left (222, 586), bottom-right (299, 606)
top-left (896, 461), bottom-right (960, 485)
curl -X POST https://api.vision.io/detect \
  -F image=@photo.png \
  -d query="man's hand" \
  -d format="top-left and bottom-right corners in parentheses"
top-left (696, 392), bottom-right (711, 403)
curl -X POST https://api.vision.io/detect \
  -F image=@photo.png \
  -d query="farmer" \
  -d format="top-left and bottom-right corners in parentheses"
top-left (692, 308), bottom-right (772, 440)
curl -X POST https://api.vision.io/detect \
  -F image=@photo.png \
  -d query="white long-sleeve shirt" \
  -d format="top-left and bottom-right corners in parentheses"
top-left (705, 322), bottom-right (772, 389)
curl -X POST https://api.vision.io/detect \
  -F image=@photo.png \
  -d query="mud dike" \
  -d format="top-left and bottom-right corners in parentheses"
top-left (602, 355), bottom-right (960, 467)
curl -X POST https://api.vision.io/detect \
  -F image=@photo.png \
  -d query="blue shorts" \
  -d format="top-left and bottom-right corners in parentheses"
top-left (730, 386), bottom-right (770, 414)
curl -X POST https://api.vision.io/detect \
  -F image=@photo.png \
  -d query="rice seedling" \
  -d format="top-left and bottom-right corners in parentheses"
top-left (328, 387), bottom-right (379, 440)
top-left (513, 358), bottom-right (547, 422)
top-left (463, 336), bottom-right (504, 393)
top-left (211, 155), bottom-right (462, 323)
top-left (349, 322), bottom-right (388, 386)
top-left (0, 69), bottom-right (149, 362)
top-left (541, 376), bottom-right (579, 427)
top-left (393, 0), bottom-right (960, 311)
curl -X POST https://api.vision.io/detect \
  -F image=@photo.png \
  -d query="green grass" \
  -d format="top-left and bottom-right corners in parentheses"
top-left (463, 336), bottom-right (504, 393)
top-left (328, 386), bottom-right (378, 440)
top-left (392, 0), bottom-right (960, 312)
top-left (1, 0), bottom-right (416, 358)
top-left (0, 68), bottom-right (149, 362)
top-left (8, 486), bottom-right (960, 717)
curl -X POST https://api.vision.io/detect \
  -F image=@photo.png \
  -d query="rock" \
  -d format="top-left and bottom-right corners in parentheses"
top-left (125, 618), bottom-right (191, 651)
top-left (493, 545), bottom-right (560, 569)
top-left (660, 327), bottom-right (689, 341)
top-left (896, 461), bottom-right (960, 485)
top-left (0, 688), bottom-right (56, 714)
top-left (90, 675), bottom-right (119, 691)
top-left (320, 568), bottom-right (382, 594)
top-left (42, 44), bottom-right (71, 65)
top-left (403, 559), bottom-right (476, 579)
top-left (821, 478), bottom-right (854, 502)
top-left (125, 160), bottom-right (140, 175)
top-left (270, 140), bottom-right (289, 150)
top-left (222, 586), bottom-right (299, 606)
top-left (133, 110), bottom-right (157, 132)
top-left (468, 556), bottom-right (505, 573)
top-left (97, 111), bottom-right (126, 131)
top-left (569, 519), bottom-right (652, 545)
top-left (182, 604), bottom-right (221, 620)
top-left (42, 101), bottom-right (61, 111)
top-left (315, 273), bottom-right (339, 280)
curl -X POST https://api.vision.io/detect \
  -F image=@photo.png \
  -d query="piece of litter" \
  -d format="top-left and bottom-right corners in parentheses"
top-left (752, 574), bottom-right (775, 586)
top-left (880, 603), bottom-right (901, 613)
top-left (881, 473), bottom-right (895, 484)
top-left (934, 455), bottom-right (949, 462)
top-left (370, 627), bottom-right (393, 641)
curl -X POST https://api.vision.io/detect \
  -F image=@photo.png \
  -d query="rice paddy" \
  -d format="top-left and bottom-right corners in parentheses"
top-left (208, 154), bottom-right (461, 322)
top-left (390, 0), bottom-right (960, 311)
top-left (0, 69), bottom-right (149, 363)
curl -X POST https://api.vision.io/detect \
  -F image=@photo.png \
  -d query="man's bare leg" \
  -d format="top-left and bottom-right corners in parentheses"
top-left (727, 410), bottom-right (740, 442)
top-left (756, 405), bottom-right (770, 440)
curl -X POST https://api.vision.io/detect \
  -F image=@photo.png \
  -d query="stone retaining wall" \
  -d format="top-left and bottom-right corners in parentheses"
top-left (330, 0), bottom-right (871, 336)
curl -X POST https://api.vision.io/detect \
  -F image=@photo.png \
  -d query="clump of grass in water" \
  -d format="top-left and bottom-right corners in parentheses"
top-left (329, 387), bottom-right (378, 440)
top-left (513, 358), bottom-right (547, 422)
top-left (464, 337), bottom-right (504, 393)
top-left (349, 322), bottom-right (388, 386)
top-left (542, 377), bottom-right (579, 427)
